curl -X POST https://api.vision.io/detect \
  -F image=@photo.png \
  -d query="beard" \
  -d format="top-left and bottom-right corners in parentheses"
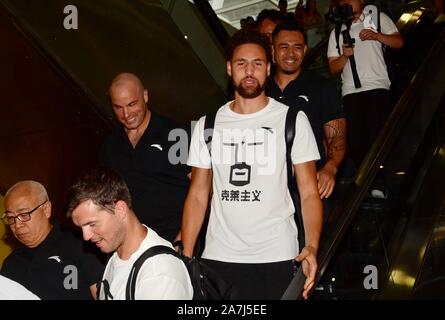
top-left (232, 76), bottom-right (265, 99)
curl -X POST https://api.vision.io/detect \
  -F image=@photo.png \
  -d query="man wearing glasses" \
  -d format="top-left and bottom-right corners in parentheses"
top-left (0, 180), bottom-right (104, 299)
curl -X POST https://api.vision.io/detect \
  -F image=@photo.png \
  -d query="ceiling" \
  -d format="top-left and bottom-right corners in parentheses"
top-left (208, 0), bottom-right (303, 29)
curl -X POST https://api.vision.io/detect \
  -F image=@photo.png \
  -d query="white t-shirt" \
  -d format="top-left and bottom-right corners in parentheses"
top-left (0, 275), bottom-right (40, 300)
top-left (188, 98), bottom-right (320, 263)
top-left (327, 12), bottom-right (399, 96)
top-left (99, 225), bottom-right (193, 300)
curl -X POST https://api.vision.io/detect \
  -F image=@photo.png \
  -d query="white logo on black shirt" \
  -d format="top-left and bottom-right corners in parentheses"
top-left (298, 95), bottom-right (309, 102)
top-left (48, 256), bottom-right (61, 262)
top-left (150, 144), bottom-right (163, 151)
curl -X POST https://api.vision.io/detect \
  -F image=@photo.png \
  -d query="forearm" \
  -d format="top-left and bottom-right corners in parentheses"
top-left (324, 119), bottom-right (347, 175)
top-left (294, 162), bottom-right (323, 250)
top-left (377, 32), bottom-right (403, 49)
top-left (328, 55), bottom-right (348, 75)
top-left (301, 193), bottom-right (323, 251)
top-left (181, 194), bottom-right (209, 257)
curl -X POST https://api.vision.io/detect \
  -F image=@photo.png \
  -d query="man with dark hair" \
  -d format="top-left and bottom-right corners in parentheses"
top-left (101, 72), bottom-right (189, 243)
top-left (1, 180), bottom-right (104, 299)
top-left (257, 9), bottom-right (287, 42)
top-left (267, 21), bottom-right (346, 224)
top-left (182, 29), bottom-right (323, 300)
top-left (68, 167), bottom-right (193, 300)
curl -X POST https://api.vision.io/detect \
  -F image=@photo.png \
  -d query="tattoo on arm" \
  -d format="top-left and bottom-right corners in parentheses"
top-left (324, 119), bottom-right (346, 158)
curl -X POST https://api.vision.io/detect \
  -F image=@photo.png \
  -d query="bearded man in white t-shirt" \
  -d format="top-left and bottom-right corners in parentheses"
top-left (327, 0), bottom-right (403, 169)
top-left (181, 29), bottom-right (323, 300)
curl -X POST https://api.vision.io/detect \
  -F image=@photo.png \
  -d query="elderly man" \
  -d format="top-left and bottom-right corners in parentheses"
top-left (67, 167), bottom-right (193, 300)
top-left (101, 72), bottom-right (190, 243)
top-left (0, 181), bottom-right (104, 299)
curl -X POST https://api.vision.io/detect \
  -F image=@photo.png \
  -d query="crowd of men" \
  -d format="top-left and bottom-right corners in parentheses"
top-left (1, 0), bottom-right (405, 300)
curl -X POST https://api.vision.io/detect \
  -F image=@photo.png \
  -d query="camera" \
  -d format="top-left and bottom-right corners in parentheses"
top-left (341, 29), bottom-right (355, 47)
top-left (325, 4), bottom-right (354, 25)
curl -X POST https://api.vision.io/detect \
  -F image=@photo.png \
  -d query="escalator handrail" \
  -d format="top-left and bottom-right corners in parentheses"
top-left (282, 26), bottom-right (445, 300)
top-left (193, 0), bottom-right (229, 48)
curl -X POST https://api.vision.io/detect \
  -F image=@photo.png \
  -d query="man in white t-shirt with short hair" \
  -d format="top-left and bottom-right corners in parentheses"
top-left (67, 167), bottom-right (193, 300)
top-left (327, 0), bottom-right (403, 169)
top-left (181, 28), bottom-right (323, 300)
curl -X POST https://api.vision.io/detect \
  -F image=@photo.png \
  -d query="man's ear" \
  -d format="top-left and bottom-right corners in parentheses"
top-left (227, 61), bottom-right (232, 77)
top-left (143, 89), bottom-right (149, 104)
top-left (267, 62), bottom-right (271, 77)
top-left (304, 44), bottom-right (308, 56)
top-left (114, 200), bottom-right (127, 220)
top-left (44, 201), bottom-right (52, 219)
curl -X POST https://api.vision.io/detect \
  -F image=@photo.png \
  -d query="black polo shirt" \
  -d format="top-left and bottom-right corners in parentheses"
top-left (267, 70), bottom-right (344, 168)
top-left (101, 110), bottom-right (190, 242)
top-left (0, 223), bottom-right (105, 300)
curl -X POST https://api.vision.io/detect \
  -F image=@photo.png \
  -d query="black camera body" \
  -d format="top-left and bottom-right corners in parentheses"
top-left (325, 4), bottom-right (354, 25)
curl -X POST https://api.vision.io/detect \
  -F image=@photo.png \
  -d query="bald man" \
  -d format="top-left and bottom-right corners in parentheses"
top-left (0, 181), bottom-right (105, 300)
top-left (101, 73), bottom-right (190, 244)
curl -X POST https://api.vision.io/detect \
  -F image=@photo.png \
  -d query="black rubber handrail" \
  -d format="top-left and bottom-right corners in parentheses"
top-left (193, 0), bottom-right (229, 48)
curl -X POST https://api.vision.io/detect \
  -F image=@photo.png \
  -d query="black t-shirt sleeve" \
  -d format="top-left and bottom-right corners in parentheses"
top-left (320, 79), bottom-right (345, 124)
top-left (0, 254), bottom-right (16, 279)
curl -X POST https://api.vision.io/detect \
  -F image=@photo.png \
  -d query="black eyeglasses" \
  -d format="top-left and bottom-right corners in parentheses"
top-left (1, 200), bottom-right (48, 225)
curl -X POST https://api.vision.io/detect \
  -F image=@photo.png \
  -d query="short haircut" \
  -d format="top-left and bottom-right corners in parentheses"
top-left (256, 9), bottom-right (286, 25)
top-left (5, 180), bottom-right (48, 203)
top-left (226, 28), bottom-right (272, 63)
top-left (272, 20), bottom-right (308, 44)
top-left (67, 167), bottom-right (132, 217)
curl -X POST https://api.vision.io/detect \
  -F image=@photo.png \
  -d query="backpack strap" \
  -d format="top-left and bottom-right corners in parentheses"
top-left (204, 113), bottom-right (216, 157)
top-left (125, 245), bottom-right (179, 300)
top-left (285, 107), bottom-right (305, 249)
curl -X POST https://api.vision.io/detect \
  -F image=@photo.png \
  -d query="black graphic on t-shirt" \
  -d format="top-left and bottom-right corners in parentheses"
top-left (224, 141), bottom-right (263, 187)
top-left (221, 189), bottom-right (262, 202)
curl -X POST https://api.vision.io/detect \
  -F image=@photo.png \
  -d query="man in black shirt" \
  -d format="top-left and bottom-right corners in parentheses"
top-left (101, 73), bottom-right (189, 243)
top-left (0, 180), bottom-right (104, 299)
top-left (267, 21), bottom-right (346, 222)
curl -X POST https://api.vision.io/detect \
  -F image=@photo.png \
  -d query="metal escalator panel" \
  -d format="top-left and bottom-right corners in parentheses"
top-left (0, 0), bottom-right (227, 124)
top-left (378, 102), bottom-right (445, 299)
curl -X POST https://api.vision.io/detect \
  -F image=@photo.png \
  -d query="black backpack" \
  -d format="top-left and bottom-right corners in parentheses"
top-left (125, 245), bottom-right (235, 300)
top-left (203, 107), bottom-right (305, 248)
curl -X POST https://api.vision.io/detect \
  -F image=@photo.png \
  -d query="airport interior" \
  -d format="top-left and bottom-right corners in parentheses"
top-left (0, 0), bottom-right (444, 300)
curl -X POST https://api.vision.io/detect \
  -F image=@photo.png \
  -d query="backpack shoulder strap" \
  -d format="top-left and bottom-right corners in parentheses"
top-left (285, 107), bottom-right (305, 249)
top-left (204, 113), bottom-right (216, 157)
top-left (125, 245), bottom-right (179, 300)
top-left (377, 7), bottom-right (381, 34)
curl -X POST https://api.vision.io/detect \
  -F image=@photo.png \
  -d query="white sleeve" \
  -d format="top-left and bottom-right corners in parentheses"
top-left (135, 256), bottom-right (193, 300)
top-left (136, 276), bottom-right (192, 300)
top-left (380, 12), bottom-right (399, 35)
top-left (291, 111), bottom-right (320, 164)
top-left (327, 28), bottom-right (341, 58)
top-left (187, 116), bottom-right (212, 169)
